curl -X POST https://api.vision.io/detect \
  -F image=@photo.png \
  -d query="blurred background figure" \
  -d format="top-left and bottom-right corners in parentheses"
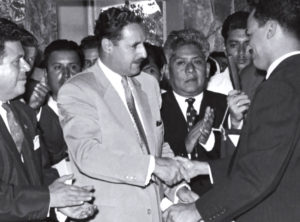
top-left (80, 35), bottom-right (99, 69)
top-left (207, 11), bottom-right (252, 95)
top-left (140, 42), bottom-right (171, 92)
top-left (209, 51), bottom-right (228, 75)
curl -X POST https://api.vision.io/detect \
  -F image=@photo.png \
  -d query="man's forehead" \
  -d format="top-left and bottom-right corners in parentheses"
top-left (119, 23), bottom-right (145, 42)
top-left (227, 29), bottom-right (249, 41)
top-left (172, 44), bottom-right (206, 59)
top-left (4, 41), bottom-right (24, 57)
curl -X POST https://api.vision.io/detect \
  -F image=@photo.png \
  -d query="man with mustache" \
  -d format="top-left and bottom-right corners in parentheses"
top-left (57, 7), bottom-right (193, 222)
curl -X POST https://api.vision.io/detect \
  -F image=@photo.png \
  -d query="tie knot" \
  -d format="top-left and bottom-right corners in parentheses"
top-left (185, 98), bottom-right (195, 106)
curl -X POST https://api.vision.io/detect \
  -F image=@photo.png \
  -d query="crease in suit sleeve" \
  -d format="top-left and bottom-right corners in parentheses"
top-left (57, 81), bottom-right (152, 187)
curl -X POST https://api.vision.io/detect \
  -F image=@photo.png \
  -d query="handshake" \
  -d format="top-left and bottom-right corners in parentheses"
top-left (153, 157), bottom-right (210, 186)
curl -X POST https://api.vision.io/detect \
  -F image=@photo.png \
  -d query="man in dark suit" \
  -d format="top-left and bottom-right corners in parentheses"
top-left (161, 29), bottom-right (227, 195)
top-left (38, 39), bottom-right (83, 166)
top-left (163, 0), bottom-right (300, 221)
top-left (0, 19), bottom-right (96, 221)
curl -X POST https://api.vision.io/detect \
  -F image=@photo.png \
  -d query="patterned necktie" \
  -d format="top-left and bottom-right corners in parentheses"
top-left (121, 76), bottom-right (150, 154)
top-left (186, 98), bottom-right (197, 131)
top-left (2, 103), bottom-right (24, 153)
top-left (186, 98), bottom-right (199, 159)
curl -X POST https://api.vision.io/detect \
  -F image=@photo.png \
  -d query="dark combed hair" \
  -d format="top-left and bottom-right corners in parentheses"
top-left (19, 27), bottom-right (38, 48)
top-left (163, 29), bottom-right (210, 63)
top-left (80, 35), bottom-right (99, 50)
top-left (221, 11), bottom-right (250, 41)
top-left (141, 42), bottom-right (166, 70)
top-left (94, 7), bottom-right (143, 43)
top-left (248, 0), bottom-right (300, 39)
top-left (0, 18), bottom-right (23, 57)
top-left (43, 39), bottom-right (84, 68)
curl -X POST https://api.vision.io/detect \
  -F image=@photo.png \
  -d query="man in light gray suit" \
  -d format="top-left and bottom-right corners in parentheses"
top-left (58, 7), bottom-right (197, 222)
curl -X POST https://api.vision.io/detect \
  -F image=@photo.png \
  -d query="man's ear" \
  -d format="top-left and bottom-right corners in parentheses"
top-left (101, 38), bottom-right (113, 54)
top-left (164, 63), bottom-right (171, 80)
top-left (206, 62), bottom-right (211, 78)
top-left (160, 64), bottom-right (167, 81)
top-left (266, 20), bottom-right (277, 39)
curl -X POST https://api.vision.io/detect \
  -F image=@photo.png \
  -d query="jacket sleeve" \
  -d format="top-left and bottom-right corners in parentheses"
top-left (196, 80), bottom-right (300, 221)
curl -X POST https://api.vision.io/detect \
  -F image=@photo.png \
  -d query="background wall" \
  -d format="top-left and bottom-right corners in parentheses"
top-left (0, 0), bottom-right (250, 52)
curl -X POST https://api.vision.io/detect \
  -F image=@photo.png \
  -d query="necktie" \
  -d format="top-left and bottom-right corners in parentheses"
top-left (2, 103), bottom-right (24, 153)
top-left (121, 76), bottom-right (150, 154)
top-left (186, 98), bottom-right (199, 159)
top-left (186, 98), bottom-right (197, 131)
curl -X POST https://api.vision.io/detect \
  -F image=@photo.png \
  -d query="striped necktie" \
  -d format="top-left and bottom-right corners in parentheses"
top-left (2, 103), bottom-right (24, 153)
top-left (121, 76), bottom-right (150, 154)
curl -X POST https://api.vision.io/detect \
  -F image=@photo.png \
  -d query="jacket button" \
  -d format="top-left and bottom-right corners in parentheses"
top-left (147, 209), bottom-right (151, 214)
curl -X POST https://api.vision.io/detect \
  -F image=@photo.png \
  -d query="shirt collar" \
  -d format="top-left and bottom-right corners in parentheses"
top-left (98, 58), bottom-right (123, 85)
top-left (172, 91), bottom-right (204, 119)
top-left (47, 96), bottom-right (58, 115)
top-left (266, 51), bottom-right (300, 79)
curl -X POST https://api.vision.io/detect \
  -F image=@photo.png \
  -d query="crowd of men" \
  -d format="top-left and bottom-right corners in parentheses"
top-left (0, 0), bottom-right (300, 221)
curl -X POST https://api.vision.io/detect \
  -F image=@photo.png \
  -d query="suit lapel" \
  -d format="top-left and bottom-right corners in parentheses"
top-left (90, 64), bottom-right (145, 152)
top-left (10, 103), bottom-right (41, 185)
top-left (130, 77), bottom-right (156, 155)
top-left (0, 115), bottom-right (30, 183)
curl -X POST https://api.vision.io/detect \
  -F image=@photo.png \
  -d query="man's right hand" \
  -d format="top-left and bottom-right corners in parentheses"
top-left (175, 157), bottom-right (210, 180)
top-left (28, 82), bottom-right (49, 110)
top-left (154, 157), bottom-right (188, 186)
top-left (48, 174), bottom-right (94, 208)
top-left (227, 90), bottom-right (250, 128)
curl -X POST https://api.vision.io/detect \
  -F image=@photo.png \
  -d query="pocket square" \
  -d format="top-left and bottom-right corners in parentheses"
top-left (33, 135), bottom-right (40, 151)
top-left (156, 120), bottom-right (162, 126)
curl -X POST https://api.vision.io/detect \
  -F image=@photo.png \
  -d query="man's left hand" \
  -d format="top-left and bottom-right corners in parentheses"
top-left (58, 202), bottom-right (98, 219)
top-left (163, 203), bottom-right (201, 222)
top-left (176, 186), bottom-right (199, 203)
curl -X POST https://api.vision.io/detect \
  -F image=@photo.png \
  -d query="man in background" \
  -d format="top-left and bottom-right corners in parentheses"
top-left (80, 35), bottom-right (99, 69)
top-left (161, 29), bottom-right (227, 195)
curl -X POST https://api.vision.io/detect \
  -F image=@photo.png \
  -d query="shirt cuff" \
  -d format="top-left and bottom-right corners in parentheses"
top-left (207, 164), bottom-right (214, 184)
top-left (173, 184), bottom-right (190, 204)
top-left (36, 107), bottom-right (42, 121)
top-left (200, 132), bottom-right (215, 152)
top-left (145, 155), bottom-right (155, 185)
top-left (228, 115), bottom-right (243, 129)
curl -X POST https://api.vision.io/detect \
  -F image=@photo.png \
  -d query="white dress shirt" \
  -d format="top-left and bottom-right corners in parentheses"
top-left (266, 51), bottom-right (300, 79)
top-left (207, 68), bottom-right (233, 95)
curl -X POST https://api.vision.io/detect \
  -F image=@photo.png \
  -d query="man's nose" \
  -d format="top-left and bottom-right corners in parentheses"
top-left (238, 44), bottom-right (248, 57)
top-left (139, 44), bottom-right (147, 59)
top-left (186, 62), bottom-right (195, 73)
top-left (62, 66), bottom-right (71, 80)
top-left (21, 58), bottom-right (30, 72)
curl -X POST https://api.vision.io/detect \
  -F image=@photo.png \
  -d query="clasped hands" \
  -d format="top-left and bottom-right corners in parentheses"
top-left (48, 174), bottom-right (98, 219)
top-left (154, 157), bottom-right (210, 186)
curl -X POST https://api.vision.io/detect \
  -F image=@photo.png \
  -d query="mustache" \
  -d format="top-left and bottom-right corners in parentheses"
top-left (133, 58), bottom-right (145, 64)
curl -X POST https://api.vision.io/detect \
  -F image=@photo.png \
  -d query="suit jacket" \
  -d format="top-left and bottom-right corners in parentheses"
top-left (240, 63), bottom-right (265, 101)
top-left (161, 90), bottom-right (227, 160)
top-left (161, 90), bottom-right (227, 195)
top-left (58, 62), bottom-right (175, 222)
top-left (39, 104), bottom-right (67, 165)
top-left (0, 100), bottom-right (52, 221)
top-left (196, 54), bottom-right (300, 222)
